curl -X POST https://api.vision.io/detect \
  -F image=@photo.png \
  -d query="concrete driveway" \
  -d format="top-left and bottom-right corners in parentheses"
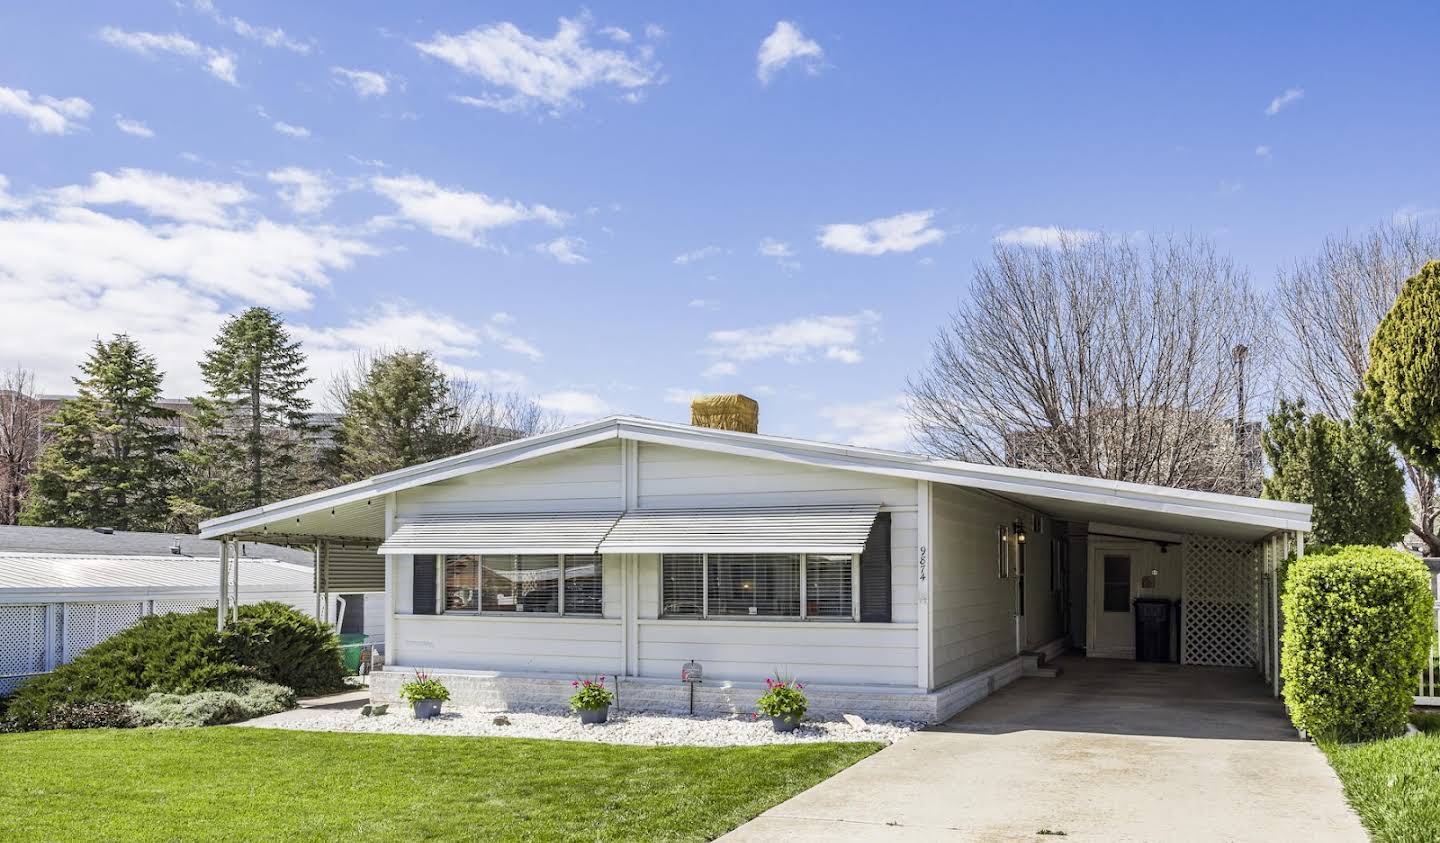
top-left (723, 657), bottom-right (1365, 842)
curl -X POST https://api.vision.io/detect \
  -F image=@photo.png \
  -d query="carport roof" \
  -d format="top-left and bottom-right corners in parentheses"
top-left (200, 416), bottom-right (1310, 544)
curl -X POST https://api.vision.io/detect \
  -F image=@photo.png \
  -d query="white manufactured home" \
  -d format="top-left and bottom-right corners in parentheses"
top-left (199, 403), bottom-right (1311, 722)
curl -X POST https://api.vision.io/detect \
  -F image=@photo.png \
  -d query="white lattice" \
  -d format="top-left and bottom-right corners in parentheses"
top-left (62, 602), bottom-right (145, 663)
top-left (0, 605), bottom-right (47, 677)
top-left (153, 600), bottom-right (217, 616)
top-left (1182, 535), bottom-right (1259, 667)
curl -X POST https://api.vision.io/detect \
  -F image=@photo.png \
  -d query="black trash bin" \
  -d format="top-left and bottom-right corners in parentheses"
top-left (1134, 597), bottom-right (1175, 663)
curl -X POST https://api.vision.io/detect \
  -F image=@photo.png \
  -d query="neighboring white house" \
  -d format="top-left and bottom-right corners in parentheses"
top-left (0, 526), bottom-right (383, 694)
top-left (198, 400), bottom-right (1311, 722)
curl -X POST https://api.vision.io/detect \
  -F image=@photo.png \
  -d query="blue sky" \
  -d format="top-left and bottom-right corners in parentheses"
top-left (1, 2), bottom-right (1437, 449)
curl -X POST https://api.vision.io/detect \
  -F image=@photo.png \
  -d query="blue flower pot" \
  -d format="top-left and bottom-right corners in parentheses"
top-left (771, 714), bottom-right (801, 733)
top-left (578, 705), bottom-right (609, 725)
top-left (412, 699), bottom-right (443, 720)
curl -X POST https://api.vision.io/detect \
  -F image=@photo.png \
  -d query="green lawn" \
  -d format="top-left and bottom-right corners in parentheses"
top-left (1322, 715), bottom-right (1440, 842)
top-left (0, 728), bottom-right (881, 842)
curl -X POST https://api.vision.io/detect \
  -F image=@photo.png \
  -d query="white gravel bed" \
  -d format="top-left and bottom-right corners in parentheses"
top-left (260, 704), bottom-right (920, 746)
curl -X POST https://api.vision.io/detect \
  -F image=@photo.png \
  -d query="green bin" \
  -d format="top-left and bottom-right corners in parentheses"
top-left (339, 633), bottom-right (368, 674)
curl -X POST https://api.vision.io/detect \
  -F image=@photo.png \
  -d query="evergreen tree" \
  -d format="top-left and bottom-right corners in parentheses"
top-left (1262, 398), bottom-right (1410, 547)
top-left (21, 335), bottom-right (179, 530)
top-left (176, 307), bottom-right (313, 520)
top-left (1364, 259), bottom-right (1440, 473)
top-left (331, 350), bottom-right (475, 481)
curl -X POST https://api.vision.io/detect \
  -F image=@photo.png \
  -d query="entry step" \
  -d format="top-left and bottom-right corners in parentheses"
top-left (1020, 651), bottom-right (1062, 678)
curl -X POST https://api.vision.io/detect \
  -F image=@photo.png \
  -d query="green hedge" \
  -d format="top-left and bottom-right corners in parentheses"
top-left (4, 602), bottom-right (344, 730)
top-left (1281, 546), bottom-right (1434, 742)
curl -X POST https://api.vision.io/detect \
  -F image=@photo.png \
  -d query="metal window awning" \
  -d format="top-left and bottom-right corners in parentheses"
top-left (377, 512), bottom-right (624, 555)
top-left (597, 504), bottom-right (881, 555)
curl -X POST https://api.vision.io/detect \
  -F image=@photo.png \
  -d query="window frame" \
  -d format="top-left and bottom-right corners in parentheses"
top-left (438, 553), bottom-right (603, 619)
top-left (660, 552), bottom-right (860, 622)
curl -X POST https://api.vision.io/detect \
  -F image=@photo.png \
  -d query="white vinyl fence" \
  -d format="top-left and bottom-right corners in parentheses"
top-left (1418, 568), bottom-right (1440, 706)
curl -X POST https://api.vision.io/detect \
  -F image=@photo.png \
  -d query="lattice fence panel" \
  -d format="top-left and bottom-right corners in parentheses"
top-left (0, 605), bottom-right (48, 695)
top-left (153, 600), bottom-right (217, 616)
top-left (1182, 535), bottom-right (1260, 667)
top-left (62, 602), bottom-right (145, 663)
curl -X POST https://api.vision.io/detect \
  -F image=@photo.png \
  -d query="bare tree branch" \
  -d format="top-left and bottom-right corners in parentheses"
top-left (907, 232), bottom-right (1270, 494)
top-left (0, 367), bottom-right (45, 524)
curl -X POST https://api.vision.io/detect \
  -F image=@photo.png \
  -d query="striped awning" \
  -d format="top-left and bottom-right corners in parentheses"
top-left (597, 504), bottom-right (881, 554)
top-left (377, 512), bottom-right (623, 555)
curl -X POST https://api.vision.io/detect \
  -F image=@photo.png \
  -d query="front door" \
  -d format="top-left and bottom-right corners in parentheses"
top-left (1087, 540), bottom-right (1148, 659)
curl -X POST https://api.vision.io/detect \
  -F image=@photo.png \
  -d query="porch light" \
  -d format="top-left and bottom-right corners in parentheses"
top-left (1013, 521), bottom-right (1027, 544)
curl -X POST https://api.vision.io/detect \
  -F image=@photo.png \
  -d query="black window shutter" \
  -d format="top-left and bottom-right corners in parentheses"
top-left (859, 512), bottom-right (892, 623)
top-left (412, 555), bottom-right (437, 615)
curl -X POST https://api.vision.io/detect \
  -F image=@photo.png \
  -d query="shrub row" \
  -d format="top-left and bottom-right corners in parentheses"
top-left (3, 602), bottom-right (343, 730)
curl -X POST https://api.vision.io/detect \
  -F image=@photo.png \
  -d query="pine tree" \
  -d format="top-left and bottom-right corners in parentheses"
top-left (1364, 259), bottom-right (1440, 473)
top-left (1262, 398), bottom-right (1410, 547)
top-left (21, 335), bottom-right (180, 530)
top-left (331, 350), bottom-right (475, 481)
top-left (177, 307), bottom-right (314, 520)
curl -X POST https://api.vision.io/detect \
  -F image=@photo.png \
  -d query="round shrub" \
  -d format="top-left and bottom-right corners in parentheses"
top-left (4, 602), bottom-right (344, 730)
top-left (1281, 546), bottom-right (1435, 742)
top-left (130, 681), bottom-right (297, 728)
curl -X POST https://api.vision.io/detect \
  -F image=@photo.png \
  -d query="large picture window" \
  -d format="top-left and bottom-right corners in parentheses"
top-left (661, 553), bottom-right (859, 621)
top-left (441, 554), bottom-right (602, 617)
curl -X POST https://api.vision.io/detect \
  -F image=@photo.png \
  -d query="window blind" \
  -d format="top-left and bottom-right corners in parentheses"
top-left (661, 554), bottom-right (703, 618)
top-left (707, 553), bottom-right (800, 617)
top-left (806, 554), bottom-right (853, 618)
top-left (563, 554), bottom-right (603, 616)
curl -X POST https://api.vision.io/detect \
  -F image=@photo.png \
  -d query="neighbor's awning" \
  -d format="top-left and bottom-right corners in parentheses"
top-left (377, 512), bottom-right (623, 555)
top-left (597, 504), bottom-right (881, 555)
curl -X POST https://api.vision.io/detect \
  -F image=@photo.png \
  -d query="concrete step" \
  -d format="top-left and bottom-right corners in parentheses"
top-left (1019, 651), bottom-right (1061, 678)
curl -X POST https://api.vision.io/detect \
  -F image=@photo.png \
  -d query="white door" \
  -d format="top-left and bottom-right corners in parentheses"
top-left (1087, 540), bottom-right (1148, 659)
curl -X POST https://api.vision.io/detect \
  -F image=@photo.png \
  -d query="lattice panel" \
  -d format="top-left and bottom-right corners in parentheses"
top-left (0, 605), bottom-right (47, 676)
top-left (63, 602), bottom-right (145, 663)
top-left (1182, 535), bottom-right (1259, 667)
top-left (153, 600), bottom-right (217, 616)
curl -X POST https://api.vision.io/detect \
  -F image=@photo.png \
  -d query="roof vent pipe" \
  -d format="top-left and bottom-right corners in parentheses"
top-left (690, 394), bottom-right (759, 434)
top-left (92, 526), bottom-right (114, 535)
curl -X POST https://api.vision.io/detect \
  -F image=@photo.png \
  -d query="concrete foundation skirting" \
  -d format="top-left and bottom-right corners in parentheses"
top-left (371, 638), bottom-right (1070, 724)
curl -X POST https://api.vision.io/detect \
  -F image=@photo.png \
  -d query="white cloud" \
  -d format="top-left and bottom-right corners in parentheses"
top-left (371, 174), bottom-right (563, 246)
top-left (332, 67), bottom-right (389, 97)
top-left (481, 313), bottom-right (544, 361)
top-left (0, 85), bottom-right (91, 134)
top-left (114, 115), bottom-right (153, 137)
top-left (818, 397), bottom-right (913, 451)
top-left (1265, 87), bottom-right (1304, 116)
top-left (0, 171), bottom-right (380, 396)
top-left (818, 210), bottom-right (944, 256)
top-left (703, 361), bottom-right (738, 378)
top-left (644, 24), bottom-right (666, 40)
top-left (415, 15), bottom-right (661, 113)
top-left (1254, 145), bottom-right (1272, 159)
top-left (663, 387), bottom-right (704, 405)
top-left (272, 121), bottom-right (310, 138)
top-left (757, 21), bottom-right (824, 84)
top-left (99, 27), bottom-right (238, 85)
top-left (191, 0), bottom-right (312, 53)
top-left (706, 310), bottom-right (880, 369)
top-left (993, 225), bottom-right (1098, 248)
top-left (536, 389), bottom-right (611, 419)
top-left (673, 245), bottom-right (723, 265)
top-left (536, 235), bottom-right (589, 264)
top-left (688, 298), bottom-right (718, 310)
top-left (268, 167), bottom-right (335, 214)
top-left (1394, 204), bottom-right (1440, 225)
top-left (49, 168), bottom-right (251, 225)
top-left (758, 238), bottom-right (795, 259)
top-left (599, 26), bottom-right (632, 43)
top-left (1217, 179), bottom-right (1245, 196)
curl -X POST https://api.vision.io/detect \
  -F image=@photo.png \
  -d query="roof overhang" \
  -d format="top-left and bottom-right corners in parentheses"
top-left (377, 512), bottom-right (623, 556)
top-left (598, 504), bottom-right (880, 554)
top-left (200, 416), bottom-right (1311, 545)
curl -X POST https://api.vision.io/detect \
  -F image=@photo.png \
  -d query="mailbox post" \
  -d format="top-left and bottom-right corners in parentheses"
top-left (681, 659), bottom-right (703, 715)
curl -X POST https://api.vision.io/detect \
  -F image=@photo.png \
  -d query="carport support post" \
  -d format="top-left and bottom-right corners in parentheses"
top-left (230, 539), bottom-right (239, 623)
top-left (217, 539), bottom-right (229, 631)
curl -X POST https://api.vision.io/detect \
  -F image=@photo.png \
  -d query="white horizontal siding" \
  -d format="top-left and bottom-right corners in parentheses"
top-left (636, 443), bottom-right (916, 510)
top-left (890, 510), bottom-right (919, 624)
top-left (392, 615), bottom-right (622, 675)
top-left (636, 620), bottom-right (918, 687)
top-left (397, 441), bottom-right (623, 517)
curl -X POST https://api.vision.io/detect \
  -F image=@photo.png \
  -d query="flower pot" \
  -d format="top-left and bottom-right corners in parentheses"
top-left (578, 705), bottom-right (610, 725)
top-left (412, 699), bottom-right (443, 720)
top-left (770, 714), bottom-right (801, 733)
